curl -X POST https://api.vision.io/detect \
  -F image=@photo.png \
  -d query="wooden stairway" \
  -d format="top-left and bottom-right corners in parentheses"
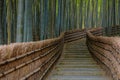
top-left (46, 39), bottom-right (113, 80)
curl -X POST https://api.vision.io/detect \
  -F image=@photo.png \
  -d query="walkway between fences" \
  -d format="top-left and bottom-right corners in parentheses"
top-left (47, 39), bottom-right (113, 80)
top-left (0, 26), bottom-right (120, 80)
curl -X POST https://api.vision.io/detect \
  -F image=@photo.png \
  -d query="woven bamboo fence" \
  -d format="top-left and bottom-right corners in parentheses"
top-left (111, 25), bottom-right (120, 36)
top-left (0, 28), bottom-right (90, 80)
top-left (0, 26), bottom-right (119, 80)
top-left (0, 32), bottom-right (65, 80)
top-left (0, 27), bottom-right (109, 80)
top-left (86, 27), bottom-right (120, 80)
top-left (105, 25), bottom-right (120, 36)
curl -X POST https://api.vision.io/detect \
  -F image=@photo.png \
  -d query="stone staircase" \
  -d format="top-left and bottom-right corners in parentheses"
top-left (46, 39), bottom-right (113, 80)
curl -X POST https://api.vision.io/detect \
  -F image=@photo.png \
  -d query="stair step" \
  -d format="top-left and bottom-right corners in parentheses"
top-left (55, 67), bottom-right (103, 71)
top-left (64, 55), bottom-right (91, 57)
top-left (49, 75), bottom-right (112, 80)
top-left (54, 67), bottom-right (102, 70)
top-left (65, 49), bottom-right (88, 50)
top-left (64, 53), bottom-right (92, 56)
top-left (64, 53), bottom-right (90, 55)
top-left (61, 59), bottom-right (95, 62)
top-left (65, 49), bottom-right (89, 53)
top-left (53, 70), bottom-right (106, 76)
top-left (63, 56), bottom-right (92, 58)
top-left (64, 55), bottom-right (92, 57)
top-left (56, 65), bottom-right (101, 69)
top-left (63, 58), bottom-right (93, 60)
top-left (64, 53), bottom-right (89, 54)
top-left (59, 62), bottom-right (97, 65)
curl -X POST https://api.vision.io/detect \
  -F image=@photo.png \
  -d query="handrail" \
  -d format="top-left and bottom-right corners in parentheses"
top-left (86, 27), bottom-right (120, 80)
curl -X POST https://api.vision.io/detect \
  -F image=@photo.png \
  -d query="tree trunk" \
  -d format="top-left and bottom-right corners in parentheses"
top-left (113, 0), bottom-right (116, 26)
top-left (0, 0), bottom-right (4, 44)
top-left (23, 0), bottom-right (33, 42)
top-left (11, 0), bottom-right (17, 43)
top-left (16, 0), bottom-right (24, 42)
top-left (6, 0), bottom-right (12, 44)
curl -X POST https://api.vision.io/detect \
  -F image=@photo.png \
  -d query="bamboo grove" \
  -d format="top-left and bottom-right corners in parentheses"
top-left (0, 0), bottom-right (119, 45)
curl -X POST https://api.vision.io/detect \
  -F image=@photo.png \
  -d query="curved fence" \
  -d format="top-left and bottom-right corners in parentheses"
top-left (86, 27), bottom-right (120, 80)
top-left (0, 34), bottom-right (64, 80)
top-left (0, 28), bottom-right (90, 80)
top-left (0, 27), bottom-right (116, 80)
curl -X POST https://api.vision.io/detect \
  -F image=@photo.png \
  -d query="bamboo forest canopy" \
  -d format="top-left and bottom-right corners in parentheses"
top-left (0, 0), bottom-right (119, 45)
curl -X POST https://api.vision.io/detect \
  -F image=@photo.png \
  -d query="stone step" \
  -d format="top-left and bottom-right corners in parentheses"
top-left (59, 62), bottom-right (97, 65)
top-left (54, 66), bottom-right (102, 70)
top-left (49, 75), bottom-right (112, 80)
top-left (64, 51), bottom-right (90, 54)
top-left (64, 54), bottom-right (91, 56)
top-left (56, 65), bottom-right (101, 69)
top-left (66, 47), bottom-right (87, 49)
top-left (64, 55), bottom-right (91, 57)
top-left (64, 50), bottom-right (89, 52)
top-left (61, 59), bottom-right (95, 62)
top-left (62, 57), bottom-right (93, 61)
top-left (64, 53), bottom-right (90, 55)
top-left (55, 67), bottom-right (103, 71)
top-left (53, 70), bottom-right (106, 76)
top-left (64, 53), bottom-right (91, 55)
top-left (64, 56), bottom-right (92, 58)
